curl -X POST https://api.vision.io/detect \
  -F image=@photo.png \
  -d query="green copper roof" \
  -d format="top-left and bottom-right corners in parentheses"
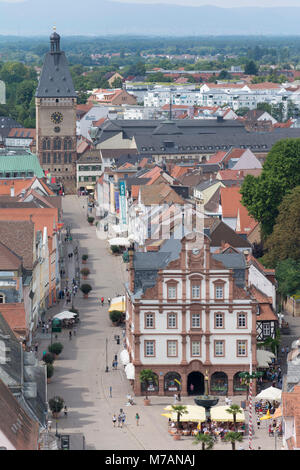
top-left (0, 150), bottom-right (44, 178)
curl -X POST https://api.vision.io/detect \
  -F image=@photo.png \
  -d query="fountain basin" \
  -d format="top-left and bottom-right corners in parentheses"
top-left (194, 396), bottom-right (219, 410)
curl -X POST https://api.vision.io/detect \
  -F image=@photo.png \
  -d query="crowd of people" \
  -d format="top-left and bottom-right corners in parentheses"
top-left (168, 417), bottom-right (245, 440)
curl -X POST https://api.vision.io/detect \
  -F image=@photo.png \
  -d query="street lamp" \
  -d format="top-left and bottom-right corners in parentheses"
top-left (105, 338), bottom-right (109, 372)
top-left (239, 370), bottom-right (263, 450)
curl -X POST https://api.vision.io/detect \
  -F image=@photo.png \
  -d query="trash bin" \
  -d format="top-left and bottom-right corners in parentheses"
top-left (241, 400), bottom-right (246, 410)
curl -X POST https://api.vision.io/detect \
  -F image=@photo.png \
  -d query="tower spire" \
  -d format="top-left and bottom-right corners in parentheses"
top-left (50, 26), bottom-right (60, 53)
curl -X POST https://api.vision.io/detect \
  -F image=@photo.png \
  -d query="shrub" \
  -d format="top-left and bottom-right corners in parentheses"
top-left (82, 254), bottom-right (88, 261)
top-left (48, 396), bottom-right (64, 414)
top-left (43, 352), bottom-right (55, 364)
top-left (46, 363), bottom-right (54, 379)
top-left (109, 310), bottom-right (123, 324)
top-left (80, 283), bottom-right (92, 295)
top-left (87, 216), bottom-right (95, 224)
top-left (80, 267), bottom-right (90, 277)
top-left (111, 245), bottom-right (120, 253)
top-left (48, 342), bottom-right (64, 356)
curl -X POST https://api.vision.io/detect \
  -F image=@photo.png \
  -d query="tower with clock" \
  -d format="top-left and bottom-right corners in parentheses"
top-left (35, 29), bottom-right (77, 191)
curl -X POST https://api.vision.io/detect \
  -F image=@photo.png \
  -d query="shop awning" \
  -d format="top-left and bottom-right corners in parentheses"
top-left (255, 386), bottom-right (282, 401)
top-left (120, 349), bottom-right (130, 366)
top-left (125, 363), bottom-right (135, 380)
top-left (108, 296), bottom-right (126, 313)
top-left (162, 405), bottom-right (206, 423)
top-left (272, 407), bottom-right (282, 419)
top-left (108, 237), bottom-right (131, 247)
top-left (53, 311), bottom-right (77, 320)
top-left (210, 405), bottom-right (245, 422)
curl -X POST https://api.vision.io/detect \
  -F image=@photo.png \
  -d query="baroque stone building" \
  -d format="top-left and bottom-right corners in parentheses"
top-left (35, 30), bottom-right (77, 191)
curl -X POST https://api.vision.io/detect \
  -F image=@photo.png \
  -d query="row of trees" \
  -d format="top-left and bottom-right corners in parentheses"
top-left (0, 61), bottom-right (37, 127)
top-left (241, 138), bottom-right (300, 301)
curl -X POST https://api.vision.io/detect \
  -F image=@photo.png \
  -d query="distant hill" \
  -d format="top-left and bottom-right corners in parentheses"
top-left (2, 1), bottom-right (300, 35)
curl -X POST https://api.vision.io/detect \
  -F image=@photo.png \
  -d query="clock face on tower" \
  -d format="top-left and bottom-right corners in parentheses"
top-left (50, 111), bottom-right (63, 124)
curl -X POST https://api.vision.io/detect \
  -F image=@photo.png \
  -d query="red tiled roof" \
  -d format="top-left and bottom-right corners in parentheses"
top-left (92, 117), bottom-right (107, 127)
top-left (208, 151), bottom-right (227, 164)
top-left (220, 186), bottom-right (257, 234)
top-left (171, 165), bottom-right (193, 179)
top-left (7, 128), bottom-right (36, 139)
top-left (131, 185), bottom-right (140, 199)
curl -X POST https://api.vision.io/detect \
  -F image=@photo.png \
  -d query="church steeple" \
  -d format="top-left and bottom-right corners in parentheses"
top-left (50, 26), bottom-right (61, 53)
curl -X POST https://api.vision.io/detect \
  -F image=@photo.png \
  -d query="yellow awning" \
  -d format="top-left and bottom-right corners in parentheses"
top-left (108, 296), bottom-right (126, 313)
top-left (162, 405), bottom-right (206, 423)
top-left (260, 409), bottom-right (272, 421)
top-left (210, 405), bottom-right (245, 422)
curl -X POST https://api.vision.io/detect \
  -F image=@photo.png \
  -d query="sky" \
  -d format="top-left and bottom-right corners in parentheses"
top-left (109, 0), bottom-right (300, 7)
top-left (2, 0), bottom-right (300, 6)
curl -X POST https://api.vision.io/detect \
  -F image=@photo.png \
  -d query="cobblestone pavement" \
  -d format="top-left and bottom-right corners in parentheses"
top-left (34, 195), bottom-right (285, 451)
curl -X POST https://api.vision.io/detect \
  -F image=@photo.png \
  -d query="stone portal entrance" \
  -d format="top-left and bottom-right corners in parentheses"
top-left (187, 371), bottom-right (204, 395)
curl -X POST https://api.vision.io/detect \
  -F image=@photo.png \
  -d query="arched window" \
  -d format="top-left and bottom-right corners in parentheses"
top-left (42, 138), bottom-right (50, 150)
top-left (53, 137), bottom-right (61, 150)
top-left (233, 372), bottom-right (247, 393)
top-left (64, 138), bottom-right (72, 150)
top-left (141, 372), bottom-right (159, 393)
top-left (0, 293), bottom-right (5, 304)
top-left (164, 372), bottom-right (181, 391)
top-left (210, 372), bottom-right (228, 395)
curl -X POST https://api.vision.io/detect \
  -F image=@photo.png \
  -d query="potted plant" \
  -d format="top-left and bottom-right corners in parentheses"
top-left (46, 363), bottom-right (54, 384)
top-left (139, 369), bottom-right (158, 405)
top-left (171, 405), bottom-right (188, 440)
top-left (80, 267), bottom-right (90, 280)
top-left (111, 245), bottom-right (120, 254)
top-left (80, 283), bottom-right (92, 298)
top-left (109, 310), bottom-right (123, 325)
top-left (48, 342), bottom-right (64, 358)
top-left (87, 216), bottom-right (95, 225)
top-left (224, 431), bottom-right (243, 451)
top-left (82, 254), bottom-right (88, 264)
top-left (48, 396), bottom-right (64, 419)
top-left (43, 352), bottom-right (55, 365)
top-left (192, 433), bottom-right (215, 450)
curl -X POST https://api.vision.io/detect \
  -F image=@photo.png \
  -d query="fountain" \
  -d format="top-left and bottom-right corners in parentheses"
top-left (194, 370), bottom-right (219, 419)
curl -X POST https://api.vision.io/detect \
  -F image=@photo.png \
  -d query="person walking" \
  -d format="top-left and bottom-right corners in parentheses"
top-left (64, 406), bottom-right (68, 418)
top-left (101, 297), bottom-right (104, 307)
top-left (135, 413), bottom-right (140, 426)
top-left (121, 412), bottom-right (126, 428)
top-left (73, 326), bottom-right (77, 336)
top-left (34, 342), bottom-right (38, 353)
top-left (108, 297), bottom-right (111, 305)
top-left (69, 331), bottom-right (72, 340)
top-left (118, 414), bottom-right (122, 428)
top-left (112, 414), bottom-right (117, 427)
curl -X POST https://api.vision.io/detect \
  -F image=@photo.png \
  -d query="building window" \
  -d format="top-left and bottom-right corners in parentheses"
top-left (167, 312), bottom-right (177, 329)
top-left (191, 284), bottom-right (201, 299)
top-left (237, 313), bottom-right (247, 328)
top-left (215, 312), bottom-right (224, 328)
top-left (53, 152), bottom-right (57, 163)
top-left (64, 153), bottom-right (68, 163)
top-left (0, 293), bottom-right (5, 304)
top-left (237, 340), bottom-right (247, 357)
top-left (214, 340), bottom-right (225, 357)
top-left (167, 340), bottom-right (178, 357)
top-left (53, 137), bottom-right (61, 150)
top-left (145, 313), bottom-right (154, 329)
top-left (263, 323), bottom-right (271, 336)
top-left (191, 313), bottom-right (201, 328)
top-left (47, 153), bottom-right (51, 164)
top-left (42, 138), bottom-right (50, 150)
top-left (191, 341), bottom-right (201, 356)
top-left (145, 340), bottom-right (155, 357)
top-left (167, 285), bottom-right (177, 300)
top-left (68, 153), bottom-right (72, 163)
top-left (42, 153), bottom-right (46, 163)
top-left (64, 138), bottom-right (72, 150)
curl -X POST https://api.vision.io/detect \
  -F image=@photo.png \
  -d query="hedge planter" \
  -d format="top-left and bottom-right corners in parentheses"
top-left (87, 216), bottom-right (95, 226)
top-left (80, 283), bottom-right (92, 298)
top-left (43, 352), bottom-right (55, 365)
top-left (48, 342), bottom-right (63, 358)
top-left (46, 364), bottom-right (54, 383)
top-left (49, 396), bottom-right (64, 418)
top-left (80, 268), bottom-right (90, 280)
top-left (144, 398), bottom-right (151, 406)
top-left (173, 434), bottom-right (181, 441)
top-left (109, 310), bottom-right (123, 325)
top-left (82, 254), bottom-right (88, 264)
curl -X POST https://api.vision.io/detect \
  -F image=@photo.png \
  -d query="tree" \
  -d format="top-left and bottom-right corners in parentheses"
top-left (48, 396), bottom-right (64, 415)
top-left (244, 60), bottom-right (258, 75)
top-left (218, 70), bottom-right (232, 80)
top-left (258, 328), bottom-right (281, 357)
top-left (263, 186), bottom-right (300, 266)
top-left (257, 102), bottom-right (272, 115)
top-left (192, 433), bottom-right (215, 450)
top-left (139, 369), bottom-right (157, 400)
top-left (171, 405), bottom-right (188, 432)
top-left (224, 431), bottom-right (243, 450)
top-left (241, 138), bottom-right (300, 236)
top-left (226, 404), bottom-right (242, 431)
top-left (111, 77), bottom-right (123, 88)
top-left (48, 342), bottom-right (64, 356)
top-left (275, 258), bottom-right (300, 306)
top-left (235, 107), bottom-right (250, 117)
